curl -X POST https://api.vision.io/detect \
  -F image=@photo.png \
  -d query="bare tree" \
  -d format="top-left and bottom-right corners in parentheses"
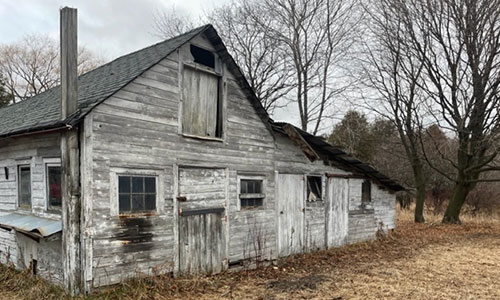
top-left (153, 5), bottom-right (197, 39)
top-left (154, 2), bottom-right (295, 114)
top-left (252, 0), bottom-right (360, 134)
top-left (390, 0), bottom-right (500, 223)
top-left (0, 34), bottom-right (102, 102)
top-left (360, 0), bottom-right (428, 222)
top-left (0, 72), bottom-right (13, 107)
top-left (208, 1), bottom-right (295, 113)
top-left (154, 0), bottom-right (360, 133)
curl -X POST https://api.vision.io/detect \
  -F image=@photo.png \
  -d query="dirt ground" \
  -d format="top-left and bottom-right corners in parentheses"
top-left (177, 220), bottom-right (500, 300)
top-left (151, 213), bottom-right (500, 300)
top-left (1, 212), bottom-right (500, 300)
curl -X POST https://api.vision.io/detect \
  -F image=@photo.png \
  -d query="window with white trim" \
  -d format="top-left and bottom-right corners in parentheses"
top-left (118, 175), bottom-right (157, 214)
top-left (239, 178), bottom-right (265, 209)
top-left (46, 164), bottom-right (62, 211)
top-left (18, 165), bottom-right (31, 209)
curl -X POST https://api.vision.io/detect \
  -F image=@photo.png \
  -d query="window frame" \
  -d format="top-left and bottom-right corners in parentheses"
top-left (117, 175), bottom-right (158, 214)
top-left (109, 168), bottom-right (165, 217)
top-left (17, 164), bottom-right (32, 210)
top-left (361, 179), bottom-right (372, 204)
top-left (180, 45), bottom-right (225, 142)
top-left (237, 175), bottom-right (266, 211)
top-left (306, 175), bottom-right (323, 202)
top-left (44, 159), bottom-right (62, 212)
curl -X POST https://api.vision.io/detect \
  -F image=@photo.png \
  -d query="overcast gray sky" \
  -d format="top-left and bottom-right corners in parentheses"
top-left (0, 0), bottom-right (324, 127)
top-left (0, 0), bottom-right (229, 60)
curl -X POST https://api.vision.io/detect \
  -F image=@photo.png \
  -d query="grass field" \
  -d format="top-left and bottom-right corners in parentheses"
top-left (1, 208), bottom-right (500, 299)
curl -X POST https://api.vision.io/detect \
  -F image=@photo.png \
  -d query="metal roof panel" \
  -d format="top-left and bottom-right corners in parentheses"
top-left (0, 213), bottom-right (61, 237)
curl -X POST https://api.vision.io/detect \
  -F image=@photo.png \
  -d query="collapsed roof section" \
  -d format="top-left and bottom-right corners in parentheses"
top-left (272, 122), bottom-right (405, 192)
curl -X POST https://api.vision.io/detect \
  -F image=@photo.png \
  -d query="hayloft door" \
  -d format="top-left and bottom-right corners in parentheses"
top-left (277, 174), bottom-right (305, 257)
top-left (326, 177), bottom-right (349, 247)
top-left (177, 167), bottom-right (227, 274)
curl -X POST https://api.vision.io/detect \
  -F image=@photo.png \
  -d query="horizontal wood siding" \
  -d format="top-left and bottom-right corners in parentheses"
top-left (0, 133), bottom-right (62, 285)
top-left (373, 185), bottom-right (396, 231)
top-left (88, 33), bottom-right (276, 286)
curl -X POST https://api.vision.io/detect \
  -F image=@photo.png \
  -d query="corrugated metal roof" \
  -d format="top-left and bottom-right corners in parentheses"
top-left (0, 213), bottom-right (61, 237)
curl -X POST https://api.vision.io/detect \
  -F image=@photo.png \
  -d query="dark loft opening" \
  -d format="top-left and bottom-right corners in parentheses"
top-left (190, 44), bottom-right (215, 68)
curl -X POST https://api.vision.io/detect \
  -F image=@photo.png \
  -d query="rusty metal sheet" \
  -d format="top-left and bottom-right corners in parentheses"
top-left (0, 213), bottom-right (61, 237)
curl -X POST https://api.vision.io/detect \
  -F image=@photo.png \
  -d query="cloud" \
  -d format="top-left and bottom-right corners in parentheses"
top-left (0, 0), bottom-right (228, 61)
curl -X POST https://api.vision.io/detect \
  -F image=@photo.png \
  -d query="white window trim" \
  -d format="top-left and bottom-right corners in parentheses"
top-left (43, 158), bottom-right (61, 212)
top-left (109, 167), bottom-right (165, 216)
top-left (16, 161), bottom-right (32, 211)
top-left (237, 174), bottom-right (266, 211)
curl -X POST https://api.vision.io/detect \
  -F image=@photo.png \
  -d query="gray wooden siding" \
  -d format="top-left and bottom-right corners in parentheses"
top-left (273, 131), bottom-right (396, 247)
top-left (0, 31), bottom-right (399, 290)
top-left (86, 33), bottom-right (276, 287)
top-left (0, 133), bottom-right (62, 285)
top-left (373, 185), bottom-right (396, 231)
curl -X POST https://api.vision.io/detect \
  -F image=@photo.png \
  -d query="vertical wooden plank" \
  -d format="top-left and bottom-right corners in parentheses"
top-left (205, 74), bottom-right (218, 137)
top-left (215, 213), bottom-right (223, 273)
top-left (223, 168), bottom-right (229, 270)
top-left (277, 174), bottom-right (305, 257)
top-left (181, 67), bottom-right (219, 137)
top-left (326, 178), bottom-right (349, 247)
top-left (178, 216), bottom-right (186, 273)
top-left (60, 7), bottom-right (78, 119)
top-left (205, 213), bottom-right (212, 274)
top-left (60, 6), bottom-right (81, 295)
top-left (173, 164), bottom-right (180, 274)
top-left (81, 112), bottom-right (94, 293)
top-left (177, 51), bottom-right (183, 135)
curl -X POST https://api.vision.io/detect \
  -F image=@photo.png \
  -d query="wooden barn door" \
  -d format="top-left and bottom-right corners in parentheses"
top-left (277, 174), bottom-right (305, 257)
top-left (177, 167), bottom-right (227, 274)
top-left (326, 177), bottom-right (349, 247)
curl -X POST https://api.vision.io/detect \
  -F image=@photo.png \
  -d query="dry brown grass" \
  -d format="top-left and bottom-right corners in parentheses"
top-left (2, 208), bottom-right (500, 299)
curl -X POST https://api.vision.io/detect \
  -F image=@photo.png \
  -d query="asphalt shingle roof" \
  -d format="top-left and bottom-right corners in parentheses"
top-left (0, 25), bottom-right (210, 138)
top-left (271, 121), bottom-right (405, 192)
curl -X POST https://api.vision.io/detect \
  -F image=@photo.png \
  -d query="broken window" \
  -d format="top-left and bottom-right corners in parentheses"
top-left (190, 45), bottom-right (215, 68)
top-left (18, 165), bottom-right (31, 209)
top-left (118, 176), bottom-right (156, 214)
top-left (182, 49), bottom-right (222, 139)
top-left (47, 164), bottom-right (62, 210)
top-left (239, 178), bottom-right (264, 209)
top-left (307, 176), bottom-right (322, 202)
top-left (362, 179), bottom-right (371, 204)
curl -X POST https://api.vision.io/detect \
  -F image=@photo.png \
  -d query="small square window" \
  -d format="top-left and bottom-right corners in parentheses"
top-left (307, 176), bottom-right (322, 202)
top-left (118, 175), bottom-right (156, 214)
top-left (47, 165), bottom-right (62, 210)
top-left (239, 178), bottom-right (265, 209)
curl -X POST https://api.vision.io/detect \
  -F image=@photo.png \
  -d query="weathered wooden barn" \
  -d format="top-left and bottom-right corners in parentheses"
top-left (0, 8), bottom-right (403, 294)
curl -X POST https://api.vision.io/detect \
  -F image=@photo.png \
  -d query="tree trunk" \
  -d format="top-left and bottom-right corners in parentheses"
top-left (414, 182), bottom-right (425, 223)
top-left (442, 183), bottom-right (470, 224)
top-left (409, 149), bottom-right (426, 223)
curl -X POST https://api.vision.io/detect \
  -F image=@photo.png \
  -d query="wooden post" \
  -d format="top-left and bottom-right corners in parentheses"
top-left (60, 7), bottom-right (81, 295)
